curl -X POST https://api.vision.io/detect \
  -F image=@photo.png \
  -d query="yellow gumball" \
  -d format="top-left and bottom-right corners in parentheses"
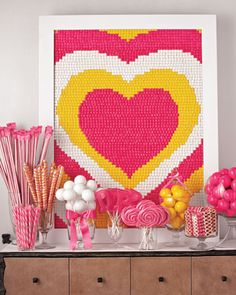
top-left (160, 188), bottom-right (172, 198)
top-left (174, 201), bottom-right (187, 213)
top-left (163, 197), bottom-right (176, 208)
top-left (168, 208), bottom-right (177, 219)
top-left (172, 189), bottom-right (186, 201)
top-left (171, 185), bottom-right (184, 194)
top-left (160, 202), bottom-right (166, 207)
top-left (181, 194), bottom-right (191, 203)
top-left (169, 216), bottom-right (184, 229)
top-left (179, 212), bottom-right (185, 220)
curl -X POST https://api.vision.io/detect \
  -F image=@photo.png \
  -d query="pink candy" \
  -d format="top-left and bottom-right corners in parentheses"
top-left (121, 200), bottom-right (169, 228)
top-left (206, 167), bottom-right (236, 217)
top-left (96, 188), bottom-right (142, 214)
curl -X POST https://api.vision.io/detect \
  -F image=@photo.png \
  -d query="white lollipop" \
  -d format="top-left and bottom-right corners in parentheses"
top-left (82, 189), bottom-right (95, 202)
top-left (86, 180), bottom-right (97, 191)
top-left (56, 188), bottom-right (65, 201)
top-left (87, 201), bottom-right (96, 210)
top-left (64, 180), bottom-right (74, 190)
top-left (73, 200), bottom-right (88, 213)
top-left (73, 183), bottom-right (86, 195)
top-left (63, 189), bottom-right (77, 201)
top-left (65, 201), bottom-right (74, 211)
top-left (74, 175), bottom-right (87, 185)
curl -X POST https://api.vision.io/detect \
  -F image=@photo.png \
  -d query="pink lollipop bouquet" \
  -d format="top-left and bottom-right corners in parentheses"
top-left (121, 200), bottom-right (169, 250)
top-left (96, 188), bottom-right (142, 244)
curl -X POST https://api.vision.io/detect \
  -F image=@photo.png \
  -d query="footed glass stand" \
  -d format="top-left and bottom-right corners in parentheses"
top-left (163, 227), bottom-right (186, 247)
top-left (189, 237), bottom-right (216, 251)
top-left (217, 217), bottom-right (236, 248)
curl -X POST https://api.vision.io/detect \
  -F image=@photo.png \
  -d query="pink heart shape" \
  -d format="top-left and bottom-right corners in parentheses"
top-left (79, 88), bottom-right (178, 177)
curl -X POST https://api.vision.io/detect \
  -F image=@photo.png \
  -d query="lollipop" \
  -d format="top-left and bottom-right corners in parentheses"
top-left (121, 206), bottom-right (139, 227)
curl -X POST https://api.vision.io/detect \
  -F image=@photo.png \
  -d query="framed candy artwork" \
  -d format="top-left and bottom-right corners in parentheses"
top-left (39, 15), bottom-right (218, 229)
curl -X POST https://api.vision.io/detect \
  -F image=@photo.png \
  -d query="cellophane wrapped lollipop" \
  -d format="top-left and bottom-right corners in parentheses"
top-left (206, 167), bottom-right (236, 248)
top-left (160, 171), bottom-right (192, 232)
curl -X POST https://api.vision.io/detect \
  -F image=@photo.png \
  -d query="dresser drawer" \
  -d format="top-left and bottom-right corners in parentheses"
top-left (70, 257), bottom-right (130, 295)
top-left (4, 258), bottom-right (69, 295)
top-left (131, 257), bottom-right (191, 295)
top-left (192, 256), bottom-right (236, 295)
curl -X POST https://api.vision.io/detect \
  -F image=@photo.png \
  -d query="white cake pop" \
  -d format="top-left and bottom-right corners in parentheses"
top-left (65, 201), bottom-right (74, 211)
top-left (82, 189), bottom-right (95, 202)
top-left (73, 200), bottom-right (88, 213)
top-left (74, 175), bottom-right (87, 185)
top-left (56, 188), bottom-right (65, 201)
top-left (86, 180), bottom-right (97, 191)
top-left (73, 183), bottom-right (86, 195)
top-left (87, 201), bottom-right (96, 210)
top-left (63, 180), bottom-right (74, 190)
top-left (63, 189), bottom-right (77, 201)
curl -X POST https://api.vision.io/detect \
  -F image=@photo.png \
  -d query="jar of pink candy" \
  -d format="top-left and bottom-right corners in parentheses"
top-left (206, 167), bottom-right (236, 248)
top-left (185, 206), bottom-right (218, 250)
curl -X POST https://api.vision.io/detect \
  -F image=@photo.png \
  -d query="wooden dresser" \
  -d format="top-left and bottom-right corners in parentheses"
top-left (1, 246), bottom-right (236, 295)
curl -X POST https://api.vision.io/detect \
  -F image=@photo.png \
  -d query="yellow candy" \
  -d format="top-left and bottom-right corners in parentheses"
top-left (179, 212), bottom-right (185, 220)
top-left (163, 197), bottom-right (176, 208)
top-left (171, 185), bottom-right (184, 194)
top-left (181, 194), bottom-right (191, 203)
top-left (172, 189), bottom-right (186, 200)
top-left (160, 188), bottom-right (172, 198)
top-left (168, 208), bottom-right (177, 219)
top-left (174, 201), bottom-right (187, 213)
top-left (169, 216), bottom-right (184, 229)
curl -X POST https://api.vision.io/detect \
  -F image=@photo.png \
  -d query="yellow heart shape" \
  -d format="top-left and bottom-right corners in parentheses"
top-left (56, 69), bottom-right (200, 188)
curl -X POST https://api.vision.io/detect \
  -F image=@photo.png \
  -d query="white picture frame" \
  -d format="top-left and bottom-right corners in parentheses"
top-left (39, 15), bottom-right (218, 243)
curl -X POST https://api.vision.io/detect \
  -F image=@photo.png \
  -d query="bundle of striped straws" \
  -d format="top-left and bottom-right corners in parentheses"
top-left (0, 123), bottom-right (53, 249)
top-left (24, 161), bottom-right (64, 248)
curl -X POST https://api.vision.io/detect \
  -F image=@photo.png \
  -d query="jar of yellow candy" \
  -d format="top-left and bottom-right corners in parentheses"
top-left (160, 170), bottom-right (192, 232)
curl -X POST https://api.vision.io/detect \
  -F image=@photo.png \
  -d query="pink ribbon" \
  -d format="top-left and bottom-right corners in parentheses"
top-left (66, 210), bottom-right (93, 250)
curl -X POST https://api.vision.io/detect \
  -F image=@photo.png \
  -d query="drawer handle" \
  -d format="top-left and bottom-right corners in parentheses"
top-left (32, 277), bottom-right (40, 284)
top-left (97, 277), bottom-right (103, 283)
top-left (221, 276), bottom-right (228, 282)
top-left (158, 277), bottom-right (165, 283)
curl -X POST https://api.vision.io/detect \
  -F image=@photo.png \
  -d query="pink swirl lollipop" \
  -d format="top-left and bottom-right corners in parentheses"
top-left (121, 205), bottom-right (139, 227)
top-left (136, 200), bottom-right (155, 211)
top-left (155, 206), bottom-right (169, 226)
top-left (137, 205), bottom-right (161, 227)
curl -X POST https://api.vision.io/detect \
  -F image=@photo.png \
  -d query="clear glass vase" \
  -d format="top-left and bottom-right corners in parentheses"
top-left (107, 213), bottom-right (123, 246)
top-left (36, 209), bottom-right (55, 249)
top-left (139, 227), bottom-right (156, 250)
top-left (67, 217), bottom-right (95, 249)
top-left (217, 217), bottom-right (236, 248)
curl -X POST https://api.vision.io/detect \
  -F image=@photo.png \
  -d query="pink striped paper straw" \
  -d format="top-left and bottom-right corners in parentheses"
top-left (39, 126), bottom-right (53, 164)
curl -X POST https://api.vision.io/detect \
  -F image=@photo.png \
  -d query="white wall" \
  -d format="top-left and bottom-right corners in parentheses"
top-left (0, 0), bottom-right (235, 238)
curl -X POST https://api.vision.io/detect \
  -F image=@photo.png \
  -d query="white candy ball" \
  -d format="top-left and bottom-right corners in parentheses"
top-left (87, 201), bottom-right (96, 210)
top-left (56, 188), bottom-right (65, 201)
top-left (82, 189), bottom-right (95, 202)
top-left (74, 175), bottom-right (87, 185)
top-left (64, 180), bottom-right (74, 190)
top-left (73, 183), bottom-right (86, 195)
top-left (65, 201), bottom-right (74, 211)
top-left (63, 189), bottom-right (77, 201)
top-left (73, 200), bottom-right (88, 213)
top-left (86, 180), bottom-right (97, 191)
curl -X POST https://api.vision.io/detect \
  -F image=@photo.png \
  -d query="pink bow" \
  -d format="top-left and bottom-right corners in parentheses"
top-left (66, 210), bottom-right (93, 250)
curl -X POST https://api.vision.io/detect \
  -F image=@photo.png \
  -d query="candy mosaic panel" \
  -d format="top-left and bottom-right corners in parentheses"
top-left (54, 29), bottom-right (203, 228)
